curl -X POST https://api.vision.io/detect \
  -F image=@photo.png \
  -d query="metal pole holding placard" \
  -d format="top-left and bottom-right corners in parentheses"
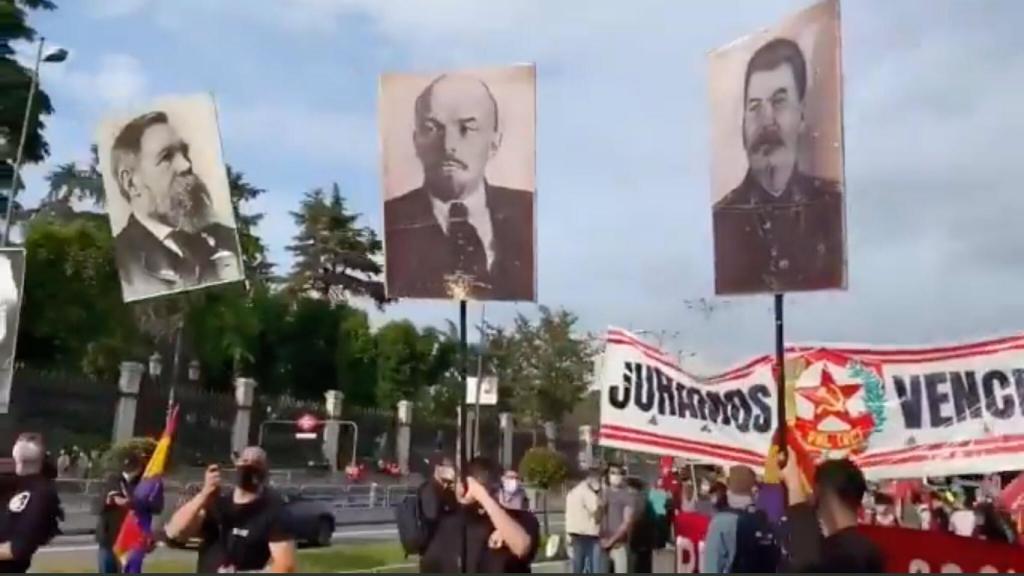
top-left (472, 304), bottom-right (487, 457)
top-left (774, 293), bottom-right (787, 465)
top-left (457, 299), bottom-right (468, 574)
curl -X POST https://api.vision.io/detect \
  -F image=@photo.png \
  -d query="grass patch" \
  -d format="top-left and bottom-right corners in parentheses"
top-left (31, 542), bottom-right (409, 574)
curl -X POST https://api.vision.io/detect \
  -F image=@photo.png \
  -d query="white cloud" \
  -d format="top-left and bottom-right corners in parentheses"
top-left (46, 53), bottom-right (149, 111)
top-left (218, 101), bottom-right (376, 169)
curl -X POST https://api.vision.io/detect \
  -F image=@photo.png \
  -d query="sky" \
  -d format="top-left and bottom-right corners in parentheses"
top-left (14, 0), bottom-right (1024, 371)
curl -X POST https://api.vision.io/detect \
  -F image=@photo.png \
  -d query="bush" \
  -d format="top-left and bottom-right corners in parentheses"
top-left (518, 447), bottom-right (568, 489)
top-left (99, 437), bottom-right (157, 476)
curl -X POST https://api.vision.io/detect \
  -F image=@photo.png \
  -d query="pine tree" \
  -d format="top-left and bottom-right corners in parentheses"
top-left (286, 183), bottom-right (386, 305)
top-left (226, 166), bottom-right (274, 282)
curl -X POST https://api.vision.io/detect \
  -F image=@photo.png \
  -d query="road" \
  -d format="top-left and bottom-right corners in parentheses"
top-left (33, 516), bottom-right (566, 573)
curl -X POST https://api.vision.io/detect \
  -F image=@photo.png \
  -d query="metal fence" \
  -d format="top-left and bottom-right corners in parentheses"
top-left (9, 368), bottom-right (117, 450)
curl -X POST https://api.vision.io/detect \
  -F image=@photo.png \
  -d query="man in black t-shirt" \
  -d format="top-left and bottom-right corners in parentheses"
top-left (420, 457), bottom-right (540, 574)
top-left (0, 433), bottom-right (63, 573)
top-left (779, 454), bottom-right (885, 573)
top-left (164, 447), bottom-right (296, 573)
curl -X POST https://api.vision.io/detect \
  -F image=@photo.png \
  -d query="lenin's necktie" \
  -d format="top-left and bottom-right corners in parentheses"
top-left (447, 202), bottom-right (488, 281)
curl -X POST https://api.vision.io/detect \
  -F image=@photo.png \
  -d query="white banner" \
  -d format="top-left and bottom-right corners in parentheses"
top-left (598, 328), bottom-right (1024, 480)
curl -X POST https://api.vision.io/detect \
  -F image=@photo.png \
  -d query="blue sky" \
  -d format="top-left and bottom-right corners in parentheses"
top-left (15, 0), bottom-right (1024, 370)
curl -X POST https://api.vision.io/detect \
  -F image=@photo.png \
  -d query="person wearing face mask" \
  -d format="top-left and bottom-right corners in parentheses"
top-left (419, 457), bottom-right (539, 573)
top-left (566, 466), bottom-right (603, 573)
top-left (598, 464), bottom-right (635, 573)
top-left (779, 454), bottom-right (884, 573)
top-left (499, 470), bottom-right (529, 511)
top-left (0, 433), bottom-right (63, 573)
top-left (704, 465), bottom-right (779, 573)
top-left (94, 452), bottom-right (144, 573)
top-left (164, 447), bottom-right (296, 573)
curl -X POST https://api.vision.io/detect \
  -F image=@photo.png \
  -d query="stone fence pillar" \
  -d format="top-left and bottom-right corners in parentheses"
top-left (232, 378), bottom-right (257, 455)
top-left (112, 362), bottom-right (145, 444)
top-left (578, 425), bottom-right (595, 470)
top-left (499, 412), bottom-right (514, 470)
top-left (396, 400), bottom-right (413, 475)
top-left (543, 421), bottom-right (557, 451)
top-left (322, 390), bottom-right (344, 472)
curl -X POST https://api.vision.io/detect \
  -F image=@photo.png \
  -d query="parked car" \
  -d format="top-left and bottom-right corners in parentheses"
top-left (166, 485), bottom-right (336, 548)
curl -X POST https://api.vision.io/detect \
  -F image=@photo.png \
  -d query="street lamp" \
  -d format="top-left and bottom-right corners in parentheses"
top-left (148, 352), bottom-right (163, 380)
top-left (3, 39), bottom-right (68, 246)
top-left (188, 360), bottom-right (201, 382)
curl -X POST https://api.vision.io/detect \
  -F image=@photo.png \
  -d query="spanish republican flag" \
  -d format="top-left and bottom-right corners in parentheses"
top-left (113, 405), bottom-right (180, 573)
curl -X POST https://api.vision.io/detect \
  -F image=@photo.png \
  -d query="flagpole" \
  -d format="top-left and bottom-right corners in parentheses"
top-left (457, 298), bottom-right (468, 574)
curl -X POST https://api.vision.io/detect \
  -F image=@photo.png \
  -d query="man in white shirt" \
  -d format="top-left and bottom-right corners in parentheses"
top-left (384, 73), bottom-right (535, 301)
top-left (566, 467), bottom-right (603, 573)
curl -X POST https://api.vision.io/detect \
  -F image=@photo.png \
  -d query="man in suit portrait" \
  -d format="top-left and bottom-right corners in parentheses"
top-left (384, 74), bottom-right (535, 301)
top-left (110, 111), bottom-right (241, 301)
top-left (713, 38), bottom-right (845, 295)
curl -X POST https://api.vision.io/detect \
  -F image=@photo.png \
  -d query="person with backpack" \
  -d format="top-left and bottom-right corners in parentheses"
top-left (396, 454), bottom-right (457, 558)
top-left (704, 465), bottom-right (779, 573)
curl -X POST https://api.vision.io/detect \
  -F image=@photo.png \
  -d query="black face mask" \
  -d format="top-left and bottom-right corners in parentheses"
top-left (235, 465), bottom-right (265, 492)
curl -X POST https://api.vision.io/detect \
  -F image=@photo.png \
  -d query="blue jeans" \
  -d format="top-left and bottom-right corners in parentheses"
top-left (98, 546), bottom-right (120, 574)
top-left (570, 534), bottom-right (601, 573)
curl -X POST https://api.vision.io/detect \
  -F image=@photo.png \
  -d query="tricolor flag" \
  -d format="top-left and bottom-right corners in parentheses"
top-left (113, 405), bottom-right (180, 573)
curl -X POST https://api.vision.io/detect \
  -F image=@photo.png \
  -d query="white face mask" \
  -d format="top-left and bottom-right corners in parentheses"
top-left (726, 491), bottom-right (753, 510)
top-left (12, 440), bottom-right (43, 476)
top-left (502, 479), bottom-right (519, 494)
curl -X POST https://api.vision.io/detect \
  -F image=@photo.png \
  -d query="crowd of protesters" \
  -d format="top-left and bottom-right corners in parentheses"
top-left (559, 452), bottom-right (1024, 574)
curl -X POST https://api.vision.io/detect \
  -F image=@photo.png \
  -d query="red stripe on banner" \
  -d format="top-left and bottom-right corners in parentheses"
top-left (856, 435), bottom-right (1024, 467)
top-left (605, 329), bottom-right (771, 384)
top-left (858, 440), bottom-right (1024, 469)
top-left (600, 424), bottom-right (766, 463)
top-left (788, 335), bottom-right (1024, 363)
top-left (600, 430), bottom-right (764, 467)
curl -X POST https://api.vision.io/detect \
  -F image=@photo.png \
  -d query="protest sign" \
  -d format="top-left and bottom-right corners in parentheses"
top-left (599, 328), bottom-right (1024, 479)
top-left (861, 525), bottom-right (1024, 573)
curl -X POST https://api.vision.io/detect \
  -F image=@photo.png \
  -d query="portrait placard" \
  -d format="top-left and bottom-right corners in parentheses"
top-left (0, 248), bottom-right (25, 414)
top-left (96, 93), bottom-right (243, 302)
top-left (709, 0), bottom-right (846, 295)
top-left (380, 65), bottom-right (536, 302)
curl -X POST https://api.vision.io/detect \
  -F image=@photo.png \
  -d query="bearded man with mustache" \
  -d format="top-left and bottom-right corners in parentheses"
top-left (383, 73), bottom-right (535, 302)
top-left (110, 111), bottom-right (242, 301)
top-left (713, 38), bottom-right (845, 295)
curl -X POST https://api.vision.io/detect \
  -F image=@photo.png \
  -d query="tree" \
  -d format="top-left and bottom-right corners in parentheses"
top-left (227, 166), bottom-right (274, 282)
top-left (374, 320), bottom-right (425, 409)
top-left (286, 183), bottom-right (386, 305)
top-left (334, 305), bottom-right (377, 408)
top-left (44, 144), bottom-right (103, 207)
top-left (485, 308), bottom-right (594, 443)
top-left (19, 216), bottom-right (146, 377)
top-left (519, 447), bottom-right (568, 536)
top-left (0, 1), bottom-right (58, 190)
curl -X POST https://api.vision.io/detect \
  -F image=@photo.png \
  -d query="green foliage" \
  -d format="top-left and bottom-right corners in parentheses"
top-left (226, 166), bottom-right (274, 282)
top-left (287, 183), bottom-right (385, 305)
top-left (20, 216), bottom-right (146, 377)
top-left (100, 437), bottom-right (157, 475)
top-left (335, 307), bottom-right (377, 407)
top-left (486, 307), bottom-right (596, 432)
top-left (374, 320), bottom-right (424, 408)
top-left (519, 447), bottom-right (569, 489)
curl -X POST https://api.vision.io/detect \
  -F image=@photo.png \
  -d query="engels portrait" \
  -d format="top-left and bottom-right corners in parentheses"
top-left (713, 38), bottom-right (845, 295)
top-left (384, 74), bottom-right (535, 301)
top-left (110, 111), bottom-right (241, 301)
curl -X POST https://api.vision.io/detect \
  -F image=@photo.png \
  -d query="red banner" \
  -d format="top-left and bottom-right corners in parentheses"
top-left (674, 512), bottom-right (710, 573)
top-left (861, 525), bottom-right (1024, 573)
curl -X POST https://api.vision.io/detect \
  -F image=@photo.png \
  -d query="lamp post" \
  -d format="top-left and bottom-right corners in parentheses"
top-left (148, 352), bottom-right (163, 382)
top-left (2, 38), bottom-right (68, 246)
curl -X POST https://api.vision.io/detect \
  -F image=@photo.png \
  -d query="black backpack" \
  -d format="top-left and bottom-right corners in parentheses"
top-left (729, 506), bottom-right (780, 573)
top-left (395, 491), bottom-right (429, 555)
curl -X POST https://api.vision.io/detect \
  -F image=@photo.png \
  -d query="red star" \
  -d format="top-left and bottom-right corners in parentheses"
top-left (797, 368), bottom-right (861, 420)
